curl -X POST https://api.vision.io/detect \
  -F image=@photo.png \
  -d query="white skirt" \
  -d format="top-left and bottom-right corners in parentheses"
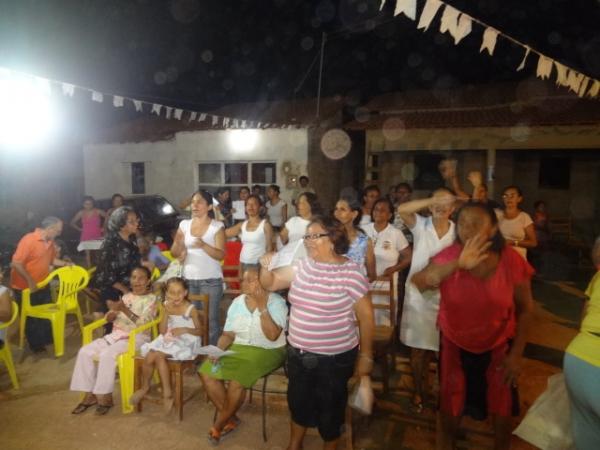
top-left (399, 283), bottom-right (441, 351)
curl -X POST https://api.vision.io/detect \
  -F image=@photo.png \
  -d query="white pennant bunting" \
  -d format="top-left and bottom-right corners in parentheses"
top-left (174, 109), bottom-right (183, 120)
top-left (165, 106), bottom-right (173, 119)
top-left (61, 83), bottom-right (75, 97)
top-left (199, 113), bottom-right (207, 122)
top-left (480, 27), bottom-right (499, 56)
top-left (35, 77), bottom-right (52, 95)
top-left (91, 91), bottom-right (103, 103)
top-left (133, 100), bottom-right (143, 112)
top-left (588, 80), bottom-right (600, 98)
top-left (453, 14), bottom-right (472, 44)
top-left (554, 62), bottom-right (568, 86)
top-left (517, 47), bottom-right (530, 71)
top-left (439, 5), bottom-right (459, 34)
top-left (566, 70), bottom-right (585, 94)
top-left (113, 96), bottom-right (124, 107)
top-left (257, 122), bottom-right (262, 128)
top-left (241, 120), bottom-right (247, 128)
top-left (417, 0), bottom-right (443, 31)
top-left (394, 0), bottom-right (416, 21)
top-left (233, 119), bottom-right (239, 128)
top-left (536, 55), bottom-right (553, 80)
top-left (189, 111), bottom-right (197, 121)
top-left (578, 77), bottom-right (590, 98)
top-left (380, 0), bottom-right (386, 11)
top-left (211, 115), bottom-right (218, 126)
top-left (151, 103), bottom-right (162, 116)
top-left (223, 117), bottom-right (230, 127)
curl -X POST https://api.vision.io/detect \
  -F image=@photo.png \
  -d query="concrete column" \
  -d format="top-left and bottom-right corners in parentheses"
top-left (486, 148), bottom-right (496, 197)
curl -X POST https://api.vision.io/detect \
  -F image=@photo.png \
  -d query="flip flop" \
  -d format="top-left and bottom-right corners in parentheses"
top-left (207, 427), bottom-right (221, 446)
top-left (95, 404), bottom-right (113, 416)
top-left (71, 402), bottom-right (97, 415)
top-left (221, 417), bottom-right (241, 438)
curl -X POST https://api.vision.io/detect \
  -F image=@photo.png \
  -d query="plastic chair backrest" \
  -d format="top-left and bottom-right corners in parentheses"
top-left (223, 241), bottom-right (242, 290)
top-left (0, 301), bottom-right (18, 331)
top-left (54, 266), bottom-right (90, 311)
top-left (161, 250), bottom-right (175, 262)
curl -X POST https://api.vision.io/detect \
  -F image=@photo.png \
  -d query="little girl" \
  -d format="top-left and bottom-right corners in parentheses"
top-left (130, 277), bottom-right (203, 412)
top-left (70, 196), bottom-right (107, 267)
top-left (70, 266), bottom-right (158, 415)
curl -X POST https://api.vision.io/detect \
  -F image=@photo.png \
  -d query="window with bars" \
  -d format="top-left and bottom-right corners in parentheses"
top-left (198, 161), bottom-right (276, 198)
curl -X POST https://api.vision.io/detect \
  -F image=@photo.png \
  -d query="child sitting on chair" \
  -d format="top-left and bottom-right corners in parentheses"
top-left (70, 266), bottom-right (158, 415)
top-left (130, 277), bottom-right (203, 413)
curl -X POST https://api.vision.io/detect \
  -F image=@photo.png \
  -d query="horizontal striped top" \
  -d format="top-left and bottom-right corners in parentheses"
top-left (288, 257), bottom-right (369, 355)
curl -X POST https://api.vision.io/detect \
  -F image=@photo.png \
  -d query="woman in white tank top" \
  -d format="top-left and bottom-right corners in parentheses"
top-left (171, 190), bottom-right (225, 345)
top-left (266, 184), bottom-right (287, 231)
top-left (225, 195), bottom-right (274, 269)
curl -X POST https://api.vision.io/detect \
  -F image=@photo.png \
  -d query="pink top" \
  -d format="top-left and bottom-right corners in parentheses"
top-left (81, 212), bottom-right (103, 242)
top-left (287, 257), bottom-right (369, 355)
top-left (432, 243), bottom-right (534, 353)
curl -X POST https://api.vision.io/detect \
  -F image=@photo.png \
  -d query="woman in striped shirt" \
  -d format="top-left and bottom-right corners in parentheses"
top-left (259, 215), bottom-right (374, 450)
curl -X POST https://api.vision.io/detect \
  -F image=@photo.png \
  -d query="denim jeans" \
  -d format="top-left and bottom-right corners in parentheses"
top-left (187, 278), bottom-right (224, 345)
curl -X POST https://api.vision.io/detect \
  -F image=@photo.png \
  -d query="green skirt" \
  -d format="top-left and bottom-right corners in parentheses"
top-left (199, 343), bottom-right (286, 388)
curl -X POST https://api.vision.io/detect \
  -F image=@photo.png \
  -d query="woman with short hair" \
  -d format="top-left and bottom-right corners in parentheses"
top-left (279, 192), bottom-right (321, 246)
top-left (496, 185), bottom-right (537, 260)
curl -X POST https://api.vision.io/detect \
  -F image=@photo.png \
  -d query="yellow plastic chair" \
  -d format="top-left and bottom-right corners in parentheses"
top-left (161, 250), bottom-right (174, 262)
top-left (19, 265), bottom-right (90, 357)
top-left (151, 266), bottom-right (160, 282)
top-left (0, 301), bottom-right (19, 389)
top-left (82, 303), bottom-right (163, 413)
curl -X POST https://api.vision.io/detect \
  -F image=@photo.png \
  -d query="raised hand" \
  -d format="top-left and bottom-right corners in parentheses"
top-left (458, 234), bottom-right (492, 270)
top-left (467, 171), bottom-right (483, 187)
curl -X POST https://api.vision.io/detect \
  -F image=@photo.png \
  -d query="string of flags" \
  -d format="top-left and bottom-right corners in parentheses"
top-left (385, 0), bottom-right (600, 99)
top-left (0, 65), bottom-right (302, 129)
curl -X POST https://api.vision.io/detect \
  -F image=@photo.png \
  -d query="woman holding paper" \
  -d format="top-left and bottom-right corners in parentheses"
top-left (259, 215), bottom-right (374, 450)
top-left (225, 194), bottom-right (274, 270)
top-left (199, 267), bottom-right (287, 445)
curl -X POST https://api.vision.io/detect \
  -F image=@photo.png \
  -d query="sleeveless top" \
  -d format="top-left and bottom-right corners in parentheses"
top-left (180, 219), bottom-right (224, 280)
top-left (285, 216), bottom-right (310, 244)
top-left (266, 199), bottom-right (286, 227)
top-left (240, 219), bottom-right (267, 264)
top-left (81, 212), bottom-right (103, 241)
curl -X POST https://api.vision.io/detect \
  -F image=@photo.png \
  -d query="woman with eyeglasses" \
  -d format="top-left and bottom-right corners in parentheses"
top-left (496, 186), bottom-right (537, 260)
top-left (259, 216), bottom-right (374, 450)
top-left (171, 190), bottom-right (225, 346)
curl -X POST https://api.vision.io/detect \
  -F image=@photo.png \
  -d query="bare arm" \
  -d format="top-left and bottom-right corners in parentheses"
top-left (258, 305), bottom-right (283, 341)
top-left (225, 222), bottom-right (242, 239)
top-left (200, 228), bottom-right (225, 261)
top-left (70, 210), bottom-right (83, 232)
top-left (449, 175), bottom-right (470, 201)
top-left (509, 223), bottom-right (537, 249)
top-left (279, 226), bottom-right (289, 245)
top-left (365, 238), bottom-right (377, 282)
top-left (10, 261), bottom-right (37, 291)
top-left (282, 203), bottom-right (288, 224)
top-left (172, 307), bottom-right (203, 337)
top-left (170, 229), bottom-right (185, 259)
top-left (258, 253), bottom-right (295, 291)
top-left (216, 331), bottom-right (235, 351)
top-left (178, 194), bottom-right (193, 210)
top-left (264, 222), bottom-right (274, 253)
top-left (158, 306), bottom-right (169, 334)
top-left (397, 198), bottom-right (432, 229)
top-left (383, 246), bottom-right (412, 277)
top-left (354, 294), bottom-right (375, 376)
top-left (0, 290), bottom-right (12, 322)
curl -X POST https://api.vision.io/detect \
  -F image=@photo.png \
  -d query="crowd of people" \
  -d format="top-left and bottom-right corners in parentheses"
top-left (2, 166), bottom-right (598, 449)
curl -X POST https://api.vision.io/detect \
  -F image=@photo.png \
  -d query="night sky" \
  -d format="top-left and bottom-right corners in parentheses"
top-left (0, 0), bottom-right (599, 131)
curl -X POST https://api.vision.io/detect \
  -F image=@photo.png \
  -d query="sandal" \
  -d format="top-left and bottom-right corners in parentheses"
top-left (207, 427), bottom-right (221, 446)
top-left (221, 416), bottom-right (241, 437)
top-left (94, 404), bottom-right (113, 416)
top-left (129, 389), bottom-right (147, 406)
top-left (71, 402), bottom-right (97, 415)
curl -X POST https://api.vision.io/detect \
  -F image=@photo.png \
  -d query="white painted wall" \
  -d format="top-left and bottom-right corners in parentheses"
top-left (84, 129), bottom-right (309, 207)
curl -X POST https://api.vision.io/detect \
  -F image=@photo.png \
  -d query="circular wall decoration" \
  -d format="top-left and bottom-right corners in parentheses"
top-left (320, 128), bottom-right (352, 160)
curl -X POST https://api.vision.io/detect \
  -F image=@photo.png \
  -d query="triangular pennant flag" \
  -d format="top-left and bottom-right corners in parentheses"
top-left (113, 96), bottom-right (124, 107)
top-left (257, 122), bottom-right (262, 128)
top-left (566, 70), bottom-right (585, 94)
top-left (174, 109), bottom-right (183, 120)
top-left (578, 77), bottom-right (590, 98)
top-left (61, 83), bottom-right (75, 97)
top-left (189, 111), bottom-right (197, 121)
top-left (241, 120), bottom-right (247, 128)
top-left (588, 80), bottom-right (600, 98)
top-left (165, 106), bottom-right (173, 119)
top-left (223, 117), bottom-right (230, 127)
top-left (211, 115), bottom-right (218, 126)
top-left (133, 100), bottom-right (143, 112)
top-left (517, 47), bottom-right (531, 71)
top-left (536, 55), bottom-right (553, 80)
top-left (92, 91), bottom-right (103, 103)
top-left (233, 119), bottom-right (239, 128)
top-left (480, 27), bottom-right (499, 56)
top-left (394, 0), bottom-right (416, 21)
top-left (453, 14), bottom-right (472, 44)
top-left (417, 0), bottom-right (442, 31)
top-left (151, 103), bottom-right (162, 116)
top-left (379, 0), bottom-right (386, 11)
top-left (199, 113), bottom-right (207, 122)
top-left (439, 5), bottom-right (459, 34)
top-left (554, 62), bottom-right (568, 86)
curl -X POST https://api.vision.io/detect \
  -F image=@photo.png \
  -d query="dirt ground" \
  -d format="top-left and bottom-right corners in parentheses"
top-left (0, 277), bottom-right (584, 449)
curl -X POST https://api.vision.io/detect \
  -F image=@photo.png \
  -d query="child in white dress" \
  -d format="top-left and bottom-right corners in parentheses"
top-left (130, 277), bottom-right (203, 413)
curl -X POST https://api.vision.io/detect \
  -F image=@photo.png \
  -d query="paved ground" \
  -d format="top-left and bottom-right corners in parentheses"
top-left (0, 272), bottom-right (590, 450)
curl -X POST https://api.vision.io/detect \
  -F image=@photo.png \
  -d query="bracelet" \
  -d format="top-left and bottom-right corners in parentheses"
top-left (259, 308), bottom-right (269, 316)
top-left (359, 353), bottom-right (373, 362)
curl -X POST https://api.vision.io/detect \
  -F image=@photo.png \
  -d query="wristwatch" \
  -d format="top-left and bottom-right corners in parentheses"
top-left (514, 240), bottom-right (519, 247)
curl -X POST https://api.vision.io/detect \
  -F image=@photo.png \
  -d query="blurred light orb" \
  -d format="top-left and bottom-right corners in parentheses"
top-left (301, 36), bottom-right (315, 51)
top-left (153, 71), bottom-right (167, 85)
top-left (382, 118), bottom-right (406, 141)
top-left (201, 50), bottom-right (213, 63)
top-left (228, 130), bottom-right (259, 152)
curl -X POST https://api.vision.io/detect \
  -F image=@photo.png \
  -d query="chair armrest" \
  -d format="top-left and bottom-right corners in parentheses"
top-left (83, 318), bottom-right (108, 345)
top-left (0, 302), bottom-right (18, 329)
top-left (125, 312), bottom-right (163, 357)
top-left (20, 269), bottom-right (60, 302)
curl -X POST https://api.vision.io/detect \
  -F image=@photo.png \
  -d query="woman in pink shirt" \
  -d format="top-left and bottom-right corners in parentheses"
top-left (412, 203), bottom-right (534, 450)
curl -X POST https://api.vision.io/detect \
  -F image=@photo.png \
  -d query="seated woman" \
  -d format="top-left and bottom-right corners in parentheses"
top-left (70, 266), bottom-right (158, 415)
top-left (199, 267), bottom-right (288, 445)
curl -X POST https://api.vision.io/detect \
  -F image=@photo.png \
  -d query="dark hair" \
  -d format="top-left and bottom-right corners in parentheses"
top-left (503, 185), bottom-right (523, 196)
top-left (192, 190), bottom-right (215, 219)
top-left (396, 182), bottom-right (413, 193)
top-left (216, 187), bottom-right (230, 196)
top-left (245, 194), bottom-right (263, 208)
top-left (337, 196), bottom-right (363, 228)
top-left (429, 186), bottom-right (455, 197)
top-left (239, 186), bottom-right (250, 193)
top-left (131, 265), bottom-right (152, 280)
top-left (299, 175), bottom-right (309, 182)
top-left (165, 276), bottom-right (189, 294)
top-left (371, 197), bottom-right (395, 223)
top-left (252, 184), bottom-right (262, 191)
top-left (267, 184), bottom-right (280, 194)
top-left (309, 215), bottom-right (349, 255)
top-left (455, 203), bottom-right (505, 253)
top-left (298, 192), bottom-right (322, 216)
top-left (83, 195), bottom-right (95, 204)
top-left (363, 184), bottom-right (380, 197)
top-left (533, 200), bottom-right (546, 209)
top-left (111, 193), bottom-right (124, 203)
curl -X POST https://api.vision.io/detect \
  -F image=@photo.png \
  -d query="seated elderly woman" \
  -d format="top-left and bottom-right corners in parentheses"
top-left (199, 267), bottom-right (287, 445)
top-left (70, 266), bottom-right (158, 415)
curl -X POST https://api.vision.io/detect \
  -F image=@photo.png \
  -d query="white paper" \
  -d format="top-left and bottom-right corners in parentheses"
top-left (189, 111), bottom-right (197, 121)
top-left (197, 345), bottom-right (235, 358)
top-left (151, 103), bottom-right (162, 116)
top-left (174, 108), bottom-right (183, 120)
top-left (268, 239), bottom-right (306, 271)
top-left (165, 106), bottom-right (173, 119)
top-left (349, 376), bottom-right (375, 415)
top-left (232, 200), bottom-right (246, 220)
top-left (211, 115), bottom-right (219, 126)
top-left (199, 113), bottom-right (207, 122)
top-left (77, 239), bottom-right (104, 252)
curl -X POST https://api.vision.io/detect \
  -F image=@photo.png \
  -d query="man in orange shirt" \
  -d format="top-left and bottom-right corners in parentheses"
top-left (11, 216), bottom-right (70, 353)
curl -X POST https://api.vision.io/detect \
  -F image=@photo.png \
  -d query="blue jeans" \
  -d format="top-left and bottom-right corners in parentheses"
top-left (187, 278), bottom-right (223, 345)
top-left (564, 352), bottom-right (600, 449)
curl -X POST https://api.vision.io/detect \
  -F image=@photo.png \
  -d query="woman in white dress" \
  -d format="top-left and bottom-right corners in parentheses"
top-left (359, 185), bottom-right (381, 228)
top-left (225, 195), bottom-right (274, 270)
top-left (496, 185), bottom-right (537, 260)
top-left (279, 192), bottom-right (321, 245)
top-left (397, 188), bottom-right (456, 412)
top-left (364, 198), bottom-right (412, 326)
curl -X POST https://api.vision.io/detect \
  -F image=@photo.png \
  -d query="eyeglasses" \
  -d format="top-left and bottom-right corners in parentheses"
top-left (502, 194), bottom-right (518, 199)
top-left (302, 233), bottom-right (330, 241)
